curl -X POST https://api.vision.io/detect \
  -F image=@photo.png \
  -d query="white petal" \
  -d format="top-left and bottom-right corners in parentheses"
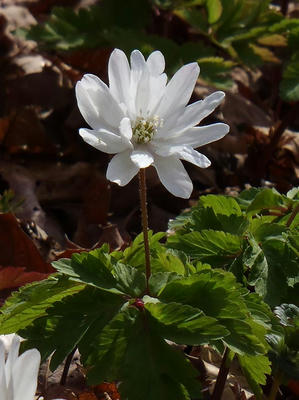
top-left (76, 74), bottom-right (124, 129)
top-left (0, 334), bottom-right (19, 354)
top-left (147, 73), bottom-right (167, 115)
top-left (106, 150), bottom-right (139, 186)
top-left (178, 147), bottom-right (211, 168)
top-left (153, 155), bottom-right (193, 199)
top-left (108, 49), bottom-right (131, 105)
top-left (119, 117), bottom-right (133, 141)
top-left (154, 144), bottom-right (211, 168)
top-left (12, 349), bottom-right (40, 400)
top-left (167, 123), bottom-right (230, 147)
top-left (156, 63), bottom-right (200, 119)
top-left (5, 334), bottom-right (20, 384)
top-left (130, 149), bottom-right (154, 168)
top-left (0, 341), bottom-right (8, 400)
top-left (135, 66), bottom-right (150, 116)
top-left (79, 128), bottom-right (132, 154)
top-left (146, 51), bottom-right (165, 75)
top-left (157, 91), bottom-right (225, 139)
top-left (130, 50), bottom-right (146, 71)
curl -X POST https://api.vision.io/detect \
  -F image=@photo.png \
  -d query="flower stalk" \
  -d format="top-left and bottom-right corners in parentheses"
top-left (211, 347), bottom-right (233, 400)
top-left (138, 168), bottom-right (151, 294)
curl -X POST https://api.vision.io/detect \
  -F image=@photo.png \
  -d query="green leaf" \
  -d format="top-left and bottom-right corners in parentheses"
top-left (146, 301), bottom-right (229, 344)
top-left (113, 264), bottom-right (146, 297)
top-left (19, 1), bottom-right (152, 51)
top-left (159, 269), bottom-right (265, 355)
top-left (246, 188), bottom-right (289, 215)
top-left (151, 247), bottom-right (186, 274)
top-left (236, 187), bottom-right (263, 209)
top-left (20, 286), bottom-right (124, 370)
top-left (178, 194), bottom-right (249, 235)
top-left (53, 248), bottom-right (119, 292)
top-left (287, 187), bottom-right (299, 200)
top-left (243, 292), bottom-right (272, 328)
top-left (247, 225), bottom-right (299, 306)
top-left (0, 276), bottom-right (85, 333)
top-left (167, 230), bottom-right (242, 266)
top-left (274, 304), bottom-right (299, 327)
top-left (280, 54), bottom-right (299, 102)
top-left (149, 272), bottom-right (181, 296)
top-left (83, 306), bottom-right (202, 399)
top-left (197, 57), bottom-right (235, 89)
top-left (238, 354), bottom-right (271, 399)
top-left (121, 231), bottom-right (165, 269)
top-left (174, 8), bottom-right (209, 35)
top-left (206, 0), bottom-right (223, 24)
top-left (200, 194), bottom-right (243, 216)
top-left (221, 318), bottom-right (265, 355)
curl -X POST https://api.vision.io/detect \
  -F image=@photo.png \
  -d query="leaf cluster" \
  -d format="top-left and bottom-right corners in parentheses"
top-left (168, 187), bottom-right (299, 307)
top-left (0, 228), bottom-right (276, 399)
top-left (16, 0), bottom-right (299, 97)
top-left (266, 303), bottom-right (299, 381)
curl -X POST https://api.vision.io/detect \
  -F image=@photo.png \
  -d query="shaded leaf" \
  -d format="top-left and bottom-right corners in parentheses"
top-left (167, 230), bottom-right (242, 266)
top-left (83, 306), bottom-right (202, 400)
top-left (0, 277), bottom-right (84, 333)
top-left (21, 286), bottom-right (125, 370)
top-left (238, 354), bottom-right (271, 399)
top-left (146, 301), bottom-right (229, 344)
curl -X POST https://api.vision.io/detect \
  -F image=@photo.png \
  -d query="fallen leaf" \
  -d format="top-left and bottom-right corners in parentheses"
top-left (93, 382), bottom-right (120, 400)
top-left (0, 266), bottom-right (48, 290)
top-left (1, 107), bottom-right (55, 154)
top-left (78, 392), bottom-right (98, 400)
top-left (0, 213), bottom-right (54, 273)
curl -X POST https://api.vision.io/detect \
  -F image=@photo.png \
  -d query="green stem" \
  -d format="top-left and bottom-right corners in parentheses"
top-left (211, 348), bottom-right (233, 400)
top-left (138, 168), bottom-right (151, 294)
top-left (268, 370), bottom-right (283, 400)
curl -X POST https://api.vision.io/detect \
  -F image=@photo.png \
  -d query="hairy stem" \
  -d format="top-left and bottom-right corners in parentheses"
top-left (211, 348), bottom-right (233, 400)
top-left (138, 168), bottom-right (151, 294)
top-left (60, 346), bottom-right (77, 386)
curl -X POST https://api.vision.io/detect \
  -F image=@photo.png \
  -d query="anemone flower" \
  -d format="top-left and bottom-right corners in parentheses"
top-left (0, 334), bottom-right (40, 400)
top-left (76, 49), bottom-right (229, 198)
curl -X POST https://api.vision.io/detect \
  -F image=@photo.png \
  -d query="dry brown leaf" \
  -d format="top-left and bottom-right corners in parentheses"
top-left (0, 212), bottom-right (53, 273)
top-left (0, 266), bottom-right (47, 290)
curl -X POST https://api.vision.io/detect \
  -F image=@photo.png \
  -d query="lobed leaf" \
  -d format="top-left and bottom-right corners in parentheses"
top-left (0, 276), bottom-right (85, 333)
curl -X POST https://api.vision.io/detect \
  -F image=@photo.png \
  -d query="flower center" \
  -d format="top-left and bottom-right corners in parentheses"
top-left (132, 116), bottom-right (162, 144)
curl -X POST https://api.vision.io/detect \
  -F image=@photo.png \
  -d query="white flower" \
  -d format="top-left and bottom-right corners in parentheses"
top-left (0, 334), bottom-right (40, 400)
top-left (76, 49), bottom-right (229, 198)
top-left (0, 335), bottom-right (23, 355)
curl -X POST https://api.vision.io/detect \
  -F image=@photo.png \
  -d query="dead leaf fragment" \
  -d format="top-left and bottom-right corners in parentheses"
top-left (0, 213), bottom-right (53, 273)
top-left (0, 266), bottom-right (48, 290)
